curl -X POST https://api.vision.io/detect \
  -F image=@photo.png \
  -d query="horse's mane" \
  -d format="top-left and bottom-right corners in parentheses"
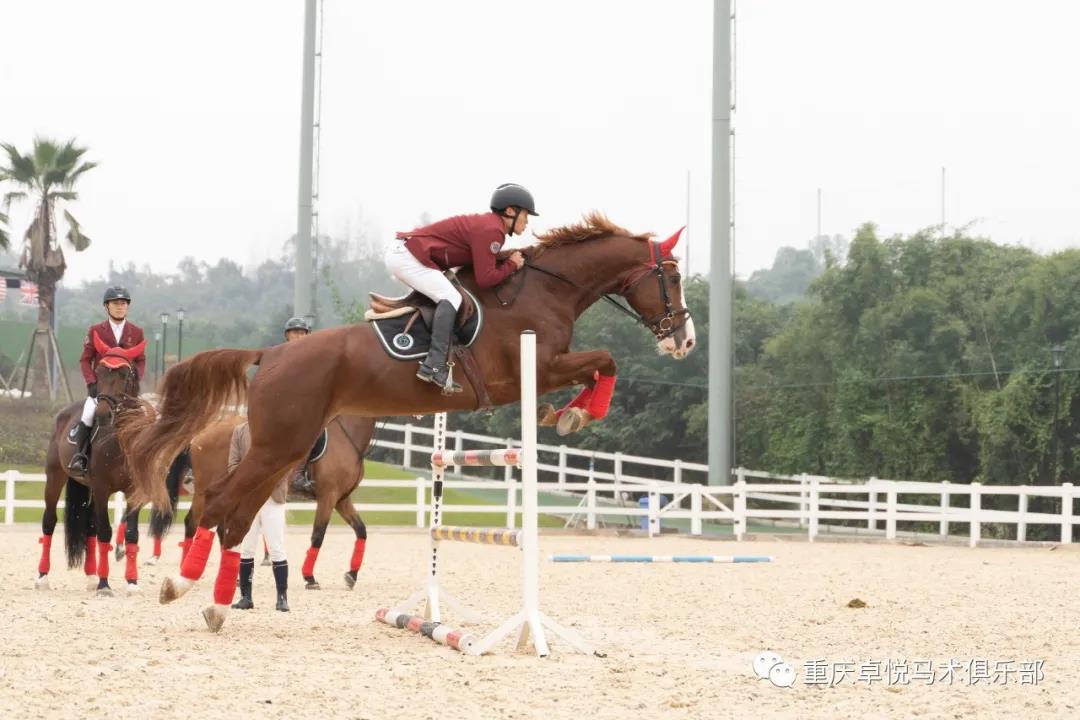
top-left (531, 212), bottom-right (653, 256)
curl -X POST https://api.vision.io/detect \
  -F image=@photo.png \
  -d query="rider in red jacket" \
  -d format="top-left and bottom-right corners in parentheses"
top-left (384, 183), bottom-right (535, 392)
top-left (68, 286), bottom-right (146, 473)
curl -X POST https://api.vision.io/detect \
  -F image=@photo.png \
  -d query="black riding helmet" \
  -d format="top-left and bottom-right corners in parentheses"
top-left (103, 286), bottom-right (132, 304)
top-left (490, 183), bottom-right (539, 216)
top-left (283, 316), bottom-right (312, 336)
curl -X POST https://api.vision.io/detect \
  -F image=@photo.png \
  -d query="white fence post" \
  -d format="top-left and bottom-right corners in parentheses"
top-left (415, 476), bottom-right (426, 529)
top-left (586, 478), bottom-right (597, 530)
top-left (453, 430), bottom-right (464, 473)
top-left (613, 452), bottom-right (623, 482)
top-left (673, 459), bottom-right (683, 485)
top-left (885, 482), bottom-right (897, 540)
top-left (506, 473), bottom-right (517, 529)
top-left (1061, 483), bottom-right (1074, 544)
top-left (690, 485), bottom-right (702, 536)
top-left (734, 477), bottom-right (747, 541)
top-left (4, 471), bottom-right (15, 526)
top-left (557, 446), bottom-right (567, 488)
top-left (808, 476), bottom-right (820, 542)
top-left (969, 482), bottom-right (981, 548)
top-left (799, 474), bottom-right (809, 528)
top-left (403, 424), bottom-right (413, 468)
top-left (939, 480), bottom-right (950, 538)
top-left (867, 476), bottom-right (878, 531)
top-left (1017, 492), bottom-right (1028, 542)
top-left (647, 482), bottom-right (660, 537)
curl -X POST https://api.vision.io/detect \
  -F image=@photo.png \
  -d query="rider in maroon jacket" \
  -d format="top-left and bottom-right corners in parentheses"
top-left (67, 286), bottom-right (146, 473)
top-left (384, 183), bottom-right (535, 392)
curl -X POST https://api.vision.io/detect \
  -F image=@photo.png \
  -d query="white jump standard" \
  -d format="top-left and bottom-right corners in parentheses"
top-left (376, 331), bottom-right (596, 657)
top-left (550, 554), bottom-right (774, 563)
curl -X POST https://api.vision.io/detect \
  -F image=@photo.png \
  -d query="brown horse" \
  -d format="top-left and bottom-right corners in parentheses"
top-left (119, 213), bottom-right (695, 629)
top-left (178, 415), bottom-right (376, 590)
top-left (38, 342), bottom-right (148, 596)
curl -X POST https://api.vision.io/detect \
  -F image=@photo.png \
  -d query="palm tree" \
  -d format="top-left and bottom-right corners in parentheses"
top-left (0, 137), bottom-right (97, 397)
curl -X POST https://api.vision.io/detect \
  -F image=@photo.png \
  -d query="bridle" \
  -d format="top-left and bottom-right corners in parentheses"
top-left (501, 240), bottom-right (692, 341)
top-left (96, 363), bottom-right (141, 425)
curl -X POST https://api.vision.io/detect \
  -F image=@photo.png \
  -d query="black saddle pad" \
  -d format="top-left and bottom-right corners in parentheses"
top-left (370, 287), bottom-right (483, 360)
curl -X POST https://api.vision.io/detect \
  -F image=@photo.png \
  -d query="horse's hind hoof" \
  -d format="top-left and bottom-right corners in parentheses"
top-left (126, 582), bottom-right (140, 595)
top-left (96, 586), bottom-right (113, 598)
top-left (145, 555), bottom-right (159, 566)
top-left (114, 546), bottom-right (125, 562)
top-left (86, 577), bottom-right (99, 591)
top-left (344, 571), bottom-right (357, 590)
top-left (556, 407), bottom-right (593, 436)
top-left (202, 604), bottom-right (228, 633)
top-left (34, 576), bottom-right (50, 591)
top-left (537, 403), bottom-right (559, 427)
top-left (159, 576), bottom-right (191, 605)
top-left (305, 580), bottom-right (321, 591)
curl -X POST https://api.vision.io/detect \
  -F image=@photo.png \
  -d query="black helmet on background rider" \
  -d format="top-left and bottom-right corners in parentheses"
top-left (283, 316), bottom-right (312, 336)
top-left (490, 183), bottom-right (539, 216)
top-left (103, 286), bottom-right (132, 304)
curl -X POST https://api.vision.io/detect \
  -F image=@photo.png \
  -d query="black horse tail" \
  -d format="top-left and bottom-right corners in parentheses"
top-left (63, 478), bottom-right (92, 569)
top-left (149, 448), bottom-right (189, 539)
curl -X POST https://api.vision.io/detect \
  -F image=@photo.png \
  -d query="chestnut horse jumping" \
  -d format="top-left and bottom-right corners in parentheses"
top-left (38, 339), bottom-right (148, 595)
top-left (120, 214), bottom-right (695, 631)
top-left (178, 414), bottom-right (377, 590)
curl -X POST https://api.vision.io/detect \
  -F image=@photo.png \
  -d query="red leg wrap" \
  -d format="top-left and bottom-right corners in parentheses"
top-left (180, 527), bottom-right (215, 581)
top-left (97, 541), bottom-right (112, 580)
top-left (114, 522), bottom-right (126, 547)
top-left (349, 538), bottom-right (367, 573)
top-left (38, 535), bottom-right (52, 575)
top-left (213, 549), bottom-right (241, 606)
top-left (84, 537), bottom-right (98, 576)
top-left (125, 543), bottom-right (139, 582)
top-left (301, 546), bottom-right (320, 578)
top-left (556, 386), bottom-right (593, 418)
top-left (179, 537), bottom-right (193, 564)
top-left (586, 373), bottom-right (616, 419)
top-left (153, 535), bottom-right (162, 558)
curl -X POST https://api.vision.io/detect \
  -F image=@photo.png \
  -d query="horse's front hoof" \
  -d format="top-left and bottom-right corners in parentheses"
top-left (537, 403), bottom-right (559, 427)
top-left (96, 586), bottom-right (113, 598)
top-left (556, 407), bottom-right (593, 436)
top-left (343, 571), bottom-right (357, 590)
top-left (202, 604), bottom-right (228, 633)
top-left (260, 556), bottom-right (272, 567)
top-left (86, 576), bottom-right (100, 591)
top-left (144, 555), bottom-right (159, 566)
top-left (126, 582), bottom-right (140, 595)
top-left (34, 576), bottom-right (50, 591)
top-left (114, 546), bottom-right (125, 562)
top-left (305, 580), bottom-right (321, 591)
top-left (159, 576), bottom-right (191, 604)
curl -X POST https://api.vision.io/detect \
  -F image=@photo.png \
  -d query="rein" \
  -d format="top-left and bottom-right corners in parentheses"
top-left (502, 241), bottom-right (692, 341)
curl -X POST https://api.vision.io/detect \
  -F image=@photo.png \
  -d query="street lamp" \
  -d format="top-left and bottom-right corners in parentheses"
top-left (1050, 344), bottom-right (1066, 486)
top-left (159, 312), bottom-right (169, 375)
top-left (153, 331), bottom-right (161, 387)
top-left (177, 307), bottom-right (185, 361)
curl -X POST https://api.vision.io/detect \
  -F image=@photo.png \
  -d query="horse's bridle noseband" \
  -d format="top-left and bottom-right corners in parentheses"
top-left (510, 240), bottom-right (692, 341)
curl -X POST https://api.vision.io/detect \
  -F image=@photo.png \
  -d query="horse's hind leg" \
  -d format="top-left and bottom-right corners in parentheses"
top-left (36, 469), bottom-right (65, 590)
top-left (123, 505), bottom-right (141, 592)
top-left (335, 495), bottom-right (367, 590)
top-left (113, 506), bottom-right (129, 561)
top-left (92, 490), bottom-right (114, 597)
top-left (301, 490), bottom-right (335, 590)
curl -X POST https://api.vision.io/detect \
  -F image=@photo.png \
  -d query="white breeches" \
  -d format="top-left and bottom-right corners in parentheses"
top-left (239, 499), bottom-right (287, 562)
top-left (384, 241), bottom-right (462, 310)
top-left (81, 396), bottom-right (98, 426)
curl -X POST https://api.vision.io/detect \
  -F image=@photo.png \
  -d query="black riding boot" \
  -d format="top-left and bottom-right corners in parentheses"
top-left (416, 300), bottom-right (462, 393)
top-left (232, 558), bottom-right (255, 609)
top-left (67, 421), bottom-right (92, 474)
top-left (292, 462), bottom-right (315, 496)
top-left (272, 560), bottom-right (289, 612)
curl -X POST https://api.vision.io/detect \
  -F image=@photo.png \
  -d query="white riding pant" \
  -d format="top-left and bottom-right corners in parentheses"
top-left (80, 396), bottom-right (97, 426)
top-left (384, 240), bottom-right (462, 310)
top-left (239, 498), bottom-right (287, 562)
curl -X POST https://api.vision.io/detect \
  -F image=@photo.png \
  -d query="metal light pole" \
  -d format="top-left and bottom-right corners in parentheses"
top-left (153, 331), bottom-right (161, 387)
top-left (159, 312), bottom-right (169, 375)
top-left (708, 0), bottom-right (734, 485)
top-left (1051, 344), bottom-right (1066, 485)
top-left (294, 0), bottom-right (317, 322)
top-left (177, 307), bottom-right (185, 361)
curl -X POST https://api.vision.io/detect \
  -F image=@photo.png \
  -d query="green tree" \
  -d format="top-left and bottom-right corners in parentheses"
top-left (1, 137), bottom-right (96, 394)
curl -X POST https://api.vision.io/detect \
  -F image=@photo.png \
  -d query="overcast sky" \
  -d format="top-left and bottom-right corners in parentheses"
top-left (2, 0), bottom-right (1077, 287)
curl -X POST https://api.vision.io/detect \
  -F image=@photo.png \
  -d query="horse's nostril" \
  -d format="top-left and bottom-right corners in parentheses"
top-left (686, 339), bottom-right (694, 348)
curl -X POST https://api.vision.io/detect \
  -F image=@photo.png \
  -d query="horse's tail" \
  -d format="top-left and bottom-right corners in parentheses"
top-left (63, 478), bottom-right (92, 569)
top-left (149, 448), bottom-right (189, 539)
top-left (119, 348), bottom-right (262, 510)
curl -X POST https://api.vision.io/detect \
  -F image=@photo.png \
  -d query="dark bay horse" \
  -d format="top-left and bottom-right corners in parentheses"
top-left (179, 414), bottom-right (376, 590)
top-left (38, 341), bottom-right (149, 596)
top-left (119, 214), bottom-right (695, 630)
